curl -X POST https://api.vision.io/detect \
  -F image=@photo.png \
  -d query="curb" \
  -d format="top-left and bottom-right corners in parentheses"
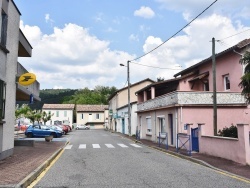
top-left (15, 141), bottom-right (69, 188)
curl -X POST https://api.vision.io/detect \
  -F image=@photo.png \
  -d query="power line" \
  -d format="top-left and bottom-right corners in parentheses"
top-left (131, 62), bottom-right (182, 70)
top-left (217, 28), bottom-right (250, 41)
top-left (130, 0), bottom-right (218, 62)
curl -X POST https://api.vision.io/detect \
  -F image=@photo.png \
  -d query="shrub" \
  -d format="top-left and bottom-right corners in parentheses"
top-left (218, 124), bottom-right (238, 138)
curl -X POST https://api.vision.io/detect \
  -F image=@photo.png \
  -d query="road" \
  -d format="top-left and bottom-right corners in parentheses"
top-left (34, 130), bottom-right (250, 188)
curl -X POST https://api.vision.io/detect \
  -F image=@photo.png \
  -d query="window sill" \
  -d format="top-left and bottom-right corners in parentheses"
top-left (0, 120), bottom-right (6, 125)
top-left (0, 43), bottom-right (9, 54)
top-left (146, 133), bottom-right (152, 136)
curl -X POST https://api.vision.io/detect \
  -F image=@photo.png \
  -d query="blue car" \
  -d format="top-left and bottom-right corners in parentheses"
top-left (25, 124), bottom-right (63, 138)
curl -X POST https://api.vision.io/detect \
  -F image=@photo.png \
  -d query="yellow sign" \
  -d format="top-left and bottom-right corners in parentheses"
top-left (18, 73), bottom-right (36, 86)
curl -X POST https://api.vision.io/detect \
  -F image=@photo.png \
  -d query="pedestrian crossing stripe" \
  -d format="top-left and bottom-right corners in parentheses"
top-left (64, 143), bottom-right (142, 149)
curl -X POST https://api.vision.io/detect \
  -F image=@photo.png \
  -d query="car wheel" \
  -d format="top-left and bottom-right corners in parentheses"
top-left (76, 127), bottom-right (79, 130)
top-left (27, 132), bottom-right (33, 138)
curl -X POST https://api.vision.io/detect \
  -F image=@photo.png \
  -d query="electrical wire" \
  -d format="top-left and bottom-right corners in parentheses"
top-left (129, 0), bottom-right (218, 62)
top-left (217, 28), bottom-right (250, 41)
top-left (131, 62), bottom-right (182, 70)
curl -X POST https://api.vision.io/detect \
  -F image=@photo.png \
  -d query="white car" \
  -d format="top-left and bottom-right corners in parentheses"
top-left (76, 124), bottom-right (90, 130)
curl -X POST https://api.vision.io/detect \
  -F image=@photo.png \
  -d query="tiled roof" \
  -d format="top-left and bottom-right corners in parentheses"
top-left (76, 105), bottom-right (108, 112)
top-left (42, 104), bottom-right (75, 109)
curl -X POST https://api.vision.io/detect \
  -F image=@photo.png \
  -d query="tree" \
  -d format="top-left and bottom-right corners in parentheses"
top-left (25, 110), bottom-right (42, 124)
top-left (239, 51), bottom-right (250, 103)
top-left (15, 104), bottom-right (31, 119)
top-left (41, 111), bottom-right (53, 125)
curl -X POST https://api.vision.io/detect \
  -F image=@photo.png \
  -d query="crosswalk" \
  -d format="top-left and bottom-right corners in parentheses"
top-left (64, 143), bottom-right (142, 150)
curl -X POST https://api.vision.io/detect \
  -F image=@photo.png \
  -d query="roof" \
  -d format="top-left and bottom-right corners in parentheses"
top-left (108, 78), bottom-right (155, 100)
top-left (76, 105), bottom-right (108, 112)
top-left (174, 38), bottom-right (250, 78)
top-left (42, 104), bottom-right (75, 110)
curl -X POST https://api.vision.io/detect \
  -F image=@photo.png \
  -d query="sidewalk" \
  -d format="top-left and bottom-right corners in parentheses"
top-left (0, 131), bottom-right (250, 187)
top-left (0, 140), bottom-right (66, 188)
top-left (117, 132), bottom-right (250, 181)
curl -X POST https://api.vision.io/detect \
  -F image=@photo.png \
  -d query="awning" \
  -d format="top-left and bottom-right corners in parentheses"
top-left (188, 71), bottom-right (209, 82)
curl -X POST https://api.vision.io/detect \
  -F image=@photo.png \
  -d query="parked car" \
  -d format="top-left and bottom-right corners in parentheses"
top-left (58, 125), bottom-right (69, 134)
top-left (25, 125), bottom-right (62, 138)
top-left (64, 125), bottom-right (72, 132)
top-left (48, 125), bottom-right (64, 134)
top-left (76, 124), bottom-right (90, 130)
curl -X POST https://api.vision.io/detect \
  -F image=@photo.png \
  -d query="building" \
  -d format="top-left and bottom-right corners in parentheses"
top-left (42, 104), bottom-right (75, 127)
top-left (136, 39), bottom-right (250, 150)
top-left (76, 105), bottom-right (108, 129)
top-left (0, 0), bottom-right (40, 160)
top-left (108, 78), bottom-right (155, 135)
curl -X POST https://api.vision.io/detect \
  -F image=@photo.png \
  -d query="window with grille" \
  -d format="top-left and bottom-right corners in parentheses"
top-left (146, 117), bottom-right (152, 133)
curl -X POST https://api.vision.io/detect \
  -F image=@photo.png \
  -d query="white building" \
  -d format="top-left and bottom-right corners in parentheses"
top-left (42, 104), bottom-right (75, 127)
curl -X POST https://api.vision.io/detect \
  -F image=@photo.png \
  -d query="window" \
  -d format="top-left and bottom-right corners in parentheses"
top-left (203, 81), bottom-right (209, 91)
top-left (81, 114), bottom-right (84, 120)
top-left (64, 111), bottom-right (67, 117)
top-left (0, 80), bottom-right (6, 121)
top-left (224, 75), bottom-right (230, 90)
top-left (146, 117), bottom-right (152, 133)
top-left (159, 118), bottom-right (166, 133)
top-left (56, 111), bottom-right (59, 117)
top-left (96, 113), bottom-right (100, 119)
top-left (1, 11), bottom-right (8, 46)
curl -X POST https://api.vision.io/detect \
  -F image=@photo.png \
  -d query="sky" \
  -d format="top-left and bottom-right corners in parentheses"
top-left (14, 0), bottom-right (250, 90)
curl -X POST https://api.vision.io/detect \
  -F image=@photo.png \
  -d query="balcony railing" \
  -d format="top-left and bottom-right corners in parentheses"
top-left (137, 91), bottom-right (246, 111)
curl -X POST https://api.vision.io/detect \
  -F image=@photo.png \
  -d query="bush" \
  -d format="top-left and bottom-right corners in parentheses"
top-left (218, 124), bottom-right (238, 138)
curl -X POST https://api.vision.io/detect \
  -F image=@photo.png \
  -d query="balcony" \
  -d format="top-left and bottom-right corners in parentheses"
top-left (137, 91), bottom-right (246, 112)
top-left (16, 63), bottom-right (40, 101)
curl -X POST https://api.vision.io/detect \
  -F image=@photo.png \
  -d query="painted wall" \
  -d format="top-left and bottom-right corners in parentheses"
top-left (43, 109), bottom-right (74, 127)
top-left (0, 0), bottom-right (21, 160)
top-left (77, 111), bottom-right (105, 126)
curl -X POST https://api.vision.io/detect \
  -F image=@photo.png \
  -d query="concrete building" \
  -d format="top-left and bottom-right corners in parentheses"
top-left (108, 78), bottom-right (155, 135)
top-left (0, 0), bottom-right (40, 160)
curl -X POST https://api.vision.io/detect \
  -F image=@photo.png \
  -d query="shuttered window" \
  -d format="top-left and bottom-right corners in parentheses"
top-left (0, 80), bottom-right (6, 120)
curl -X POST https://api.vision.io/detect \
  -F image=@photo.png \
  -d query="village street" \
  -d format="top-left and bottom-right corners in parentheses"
top-left (32, 130), bottom-right (249, 188)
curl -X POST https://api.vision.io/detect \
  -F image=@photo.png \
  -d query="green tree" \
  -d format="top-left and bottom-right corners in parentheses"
top-left (41, 111), bottom-right (53, 125)
top-left (239, 51), bottom-right (250, 103)
top-left (25, 110), bottom-right (42, 124)
top-left (15, 104), bottom-right (31, 119)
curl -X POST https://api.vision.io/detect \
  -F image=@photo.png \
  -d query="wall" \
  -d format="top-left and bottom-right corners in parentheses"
top-left (198, 124), bottom-right (250, 165)
top-left (0, 0), bottom-right (20, 160)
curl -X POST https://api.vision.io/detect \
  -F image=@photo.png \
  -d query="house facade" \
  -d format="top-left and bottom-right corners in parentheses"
top-left (76, 105), bottom-right (108, 129)
top-left (136, 39), bottom-right (250, 149)
top-left (0, 0), bottom-right (40, 160)
top-left (42, 104), bottom-right (75, 127)
top-left (108, 78), bottom-right (155, 135)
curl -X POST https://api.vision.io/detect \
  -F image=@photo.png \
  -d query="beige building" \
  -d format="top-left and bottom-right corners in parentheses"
top-left (42, 104), bottom-right (75, 127)
top-left (0, 0), bottom-right (40, 160)
top-left (76, 105), bottom-right (108, 129)
top-left (108, 78), bottom-right (155, 134)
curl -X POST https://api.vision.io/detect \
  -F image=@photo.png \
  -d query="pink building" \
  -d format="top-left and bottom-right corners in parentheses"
top-left (136, 39), bottom-right (250, 164)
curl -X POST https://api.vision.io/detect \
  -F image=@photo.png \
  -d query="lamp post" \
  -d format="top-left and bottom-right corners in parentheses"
top-left (120, 61), bottom-right (131, 136)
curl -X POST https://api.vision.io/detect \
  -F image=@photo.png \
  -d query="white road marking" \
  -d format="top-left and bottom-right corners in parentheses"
top-left (130, 144), bottom-right (142, 148)
top-left (105, 144), bottom-right (115, 148)
top-left (79, 144), bottom-right (86, 149)
top-left (65, 145), bottom-right (73, 149)
top-left (117, 144), bottom-right (128, 148)
top-left (92, 144), bottom-right (101, 148)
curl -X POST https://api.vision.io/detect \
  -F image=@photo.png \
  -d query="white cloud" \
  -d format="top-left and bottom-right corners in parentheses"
top-left (19, 23), bottom-right (134, 89)
top-left (45, 14), bottom-right (54, 25)
top-left (134, 6), bottom-right (155, 19)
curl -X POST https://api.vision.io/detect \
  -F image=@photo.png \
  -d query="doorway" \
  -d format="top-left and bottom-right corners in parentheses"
top-left (168, 114), bottom-right (174, 145)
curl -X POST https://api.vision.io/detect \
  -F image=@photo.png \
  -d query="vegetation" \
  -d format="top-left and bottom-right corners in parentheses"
top-left (239, 51), bottom-right (250, 103)
top-left (218, 124), bottom-right (238, 138)
top-left (15, 104), bottom-right (53, 124)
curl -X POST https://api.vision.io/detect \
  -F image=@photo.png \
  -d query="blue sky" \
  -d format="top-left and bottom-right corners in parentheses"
top-left (15, 0), bottom-right (250, 89)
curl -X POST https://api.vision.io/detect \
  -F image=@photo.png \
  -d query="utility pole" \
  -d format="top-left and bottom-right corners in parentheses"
top-left (127, 60), bottom-right (131, 136)
top-left (212, 37), bottom-right (217, 136)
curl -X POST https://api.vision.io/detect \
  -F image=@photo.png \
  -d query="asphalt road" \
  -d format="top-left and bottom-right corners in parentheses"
top-left (34, 130), bottom-right (250, 188)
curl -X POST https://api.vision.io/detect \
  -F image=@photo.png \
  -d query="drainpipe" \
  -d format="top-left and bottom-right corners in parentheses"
top-left (175, 107), bottom-right (178, 148)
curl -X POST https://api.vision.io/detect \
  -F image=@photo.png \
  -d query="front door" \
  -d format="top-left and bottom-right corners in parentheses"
top-left (168, 114), bottom-right (173, 145)
top-left (191, 128), bottom-right (199, 152)
top-left (122, 118), bottom-right (125, 134)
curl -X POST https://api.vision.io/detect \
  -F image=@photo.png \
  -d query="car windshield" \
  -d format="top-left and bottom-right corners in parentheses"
top-left (41, 125), bottom-right (50, 130)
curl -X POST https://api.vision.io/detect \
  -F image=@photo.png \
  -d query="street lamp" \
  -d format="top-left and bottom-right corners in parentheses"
top-left (120, 61), bottom-right (131, 136)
